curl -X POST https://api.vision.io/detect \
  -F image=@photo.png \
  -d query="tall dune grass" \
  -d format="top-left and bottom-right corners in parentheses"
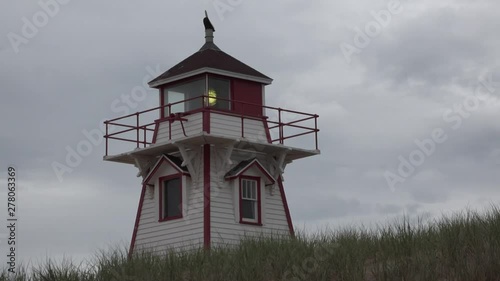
top-left (3, 206), bottom-right (500, 281)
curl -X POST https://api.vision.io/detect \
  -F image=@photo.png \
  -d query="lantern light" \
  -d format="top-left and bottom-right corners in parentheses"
top-left (208, 89), bottom-right (217, 106)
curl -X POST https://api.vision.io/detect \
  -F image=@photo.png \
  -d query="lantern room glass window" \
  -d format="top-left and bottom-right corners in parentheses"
top-left (163, 78), bottom-right (205, 115)
top-left (207, 77), bottom-right (230, 110)
top-left (162, 76), bottom-right (230, 116)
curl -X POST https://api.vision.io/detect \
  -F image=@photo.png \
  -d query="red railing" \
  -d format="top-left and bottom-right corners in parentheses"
top-left (104, 96), bottom-right (319, 156)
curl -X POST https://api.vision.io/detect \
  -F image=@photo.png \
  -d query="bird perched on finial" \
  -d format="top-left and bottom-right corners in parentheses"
top-left (204, 10), bottom-right (215, 31)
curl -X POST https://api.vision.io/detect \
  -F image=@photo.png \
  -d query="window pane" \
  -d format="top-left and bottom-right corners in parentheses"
top-left (164, 178), bottom-right (181, 218)
top-left (241, 200), bottom-right (256, 220)
top-left (164, 78), bottom-right (205, 115)
top-left (242, 179), bottom-right (258, 200)
top-left (168, 91), bottom-right (185, 113)
top-left (208, 77), bottom-right (230, 110)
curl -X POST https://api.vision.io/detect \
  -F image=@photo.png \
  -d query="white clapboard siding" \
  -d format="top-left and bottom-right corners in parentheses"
top-left (210, 150), bottom-right (290, 247)
top-left (154, 112), bottom-right (268, 143)
top-left (210, 114), bottom-right (267, 142)
top-left (134, 149), bottom-right (205, 253)
top-left (155, 113), bottom-right (203, 143)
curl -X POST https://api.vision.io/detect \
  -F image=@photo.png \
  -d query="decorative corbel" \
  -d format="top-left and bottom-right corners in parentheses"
top-left (222, 142), bottom-right (236, 166)
top-left (267, 148), bottom-right (292, 195)
top-left (269, 148), bottom-right (291, 179)
top-left (176, 143), bottom-right (201, 186)
top-left (212, 141), bottom-right (238, 188)
top-left (132, 155), bottom-right (154, 179)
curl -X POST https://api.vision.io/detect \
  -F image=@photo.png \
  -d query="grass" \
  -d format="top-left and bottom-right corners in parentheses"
top-left (3, 206), bottom-right (500, 281)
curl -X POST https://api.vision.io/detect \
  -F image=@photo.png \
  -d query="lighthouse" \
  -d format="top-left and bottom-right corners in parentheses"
top-left (103, 13), bottom-right (320, 254)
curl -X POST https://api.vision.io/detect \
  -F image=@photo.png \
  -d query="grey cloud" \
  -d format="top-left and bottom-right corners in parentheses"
top-left (293, 195), bottom-right (368, 221)
top-left (375, 203), bottom-right (402, 215)
top-left (361, 5), bottom-right (497, 88)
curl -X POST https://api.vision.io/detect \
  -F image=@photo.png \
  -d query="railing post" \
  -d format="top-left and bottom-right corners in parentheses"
top-left (241, 116), bottom-right (244, 138)
top-left (143, 126), bottom-right (147, 147)
top-left (202, 96), bottom-right (211, 134)
top-left (136, 113), bottom-right (139, 148)
top-left (168, 104), bottom-right (172, 140)
top-left (278, 108), bottom-right (283, 144)
top-left (105, 121), bottom-right (108, 156)
top-left (315, 115), bottom-right (318, 150)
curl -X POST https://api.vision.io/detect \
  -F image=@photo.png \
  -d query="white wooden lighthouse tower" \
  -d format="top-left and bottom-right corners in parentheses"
top-left (103, 14), bottom-right (320, 254)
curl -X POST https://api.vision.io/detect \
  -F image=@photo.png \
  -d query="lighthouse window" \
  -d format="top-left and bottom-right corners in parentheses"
top-left (160, 176), bottom-right (182, 221)
top-left (163, 78), bottom-right (205, 115)
top-left (208, 77), bottom-right (230, 110)
top-left (240, 177), bottom-right (260, 224)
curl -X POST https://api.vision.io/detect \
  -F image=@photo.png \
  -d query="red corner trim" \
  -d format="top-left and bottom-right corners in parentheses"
top-left (160, 88), bottom-right (165, 119)
top-left (278, 177), bottom-right (294, 236)
top-left (203, 144), bottom-right (211, 249)
top-left (151, 120), bottom-right (160, 144)
top-left (203, 109), bottom-right (211, 134)
top-left (129, 184), bottom-right (146, 258)
top-left (262, 117), bottom-right (272, 143)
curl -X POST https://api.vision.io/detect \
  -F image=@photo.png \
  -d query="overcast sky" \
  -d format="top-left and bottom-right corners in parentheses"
top-left (1, 0), bottom-right (500, 266)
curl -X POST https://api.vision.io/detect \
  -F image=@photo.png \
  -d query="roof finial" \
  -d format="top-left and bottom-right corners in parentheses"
top-left (204, 10), bottom-right (215, 43)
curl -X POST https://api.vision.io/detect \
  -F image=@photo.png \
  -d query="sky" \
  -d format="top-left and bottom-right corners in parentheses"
top-left (1, 0), bottom-right (500, 267)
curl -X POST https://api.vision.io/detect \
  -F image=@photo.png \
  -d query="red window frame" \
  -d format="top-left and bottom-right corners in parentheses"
top-left (239, 176), bottom-right (262, 226)
top-left (158, 174), bottom-right (183, 222)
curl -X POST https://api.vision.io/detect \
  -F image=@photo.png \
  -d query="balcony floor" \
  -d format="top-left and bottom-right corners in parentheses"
top-left (103, 132), bottom-right (320, 165)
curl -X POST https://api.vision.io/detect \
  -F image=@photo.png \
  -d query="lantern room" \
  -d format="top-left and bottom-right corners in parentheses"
top-left (154, 74), bottom-right (268, 118)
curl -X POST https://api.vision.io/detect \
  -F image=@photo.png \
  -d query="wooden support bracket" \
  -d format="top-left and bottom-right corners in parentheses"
top-left (176, 143), bottom-right (201, 186)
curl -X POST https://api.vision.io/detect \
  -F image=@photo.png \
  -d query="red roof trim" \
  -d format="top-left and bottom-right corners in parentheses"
top-left (143, 155), bottom-right (188, 185)
top-left (226, 159), bottom-right (275, 184)
top-left (149, 46), bottom-right (272, 88)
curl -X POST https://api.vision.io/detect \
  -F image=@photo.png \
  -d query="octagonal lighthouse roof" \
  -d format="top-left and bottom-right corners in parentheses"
top-left (148, 12), bottom-right (273, 88)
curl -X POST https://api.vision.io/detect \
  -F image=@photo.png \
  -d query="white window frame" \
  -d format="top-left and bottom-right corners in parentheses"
top-left (239, 176), bottom-right (261, 225)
